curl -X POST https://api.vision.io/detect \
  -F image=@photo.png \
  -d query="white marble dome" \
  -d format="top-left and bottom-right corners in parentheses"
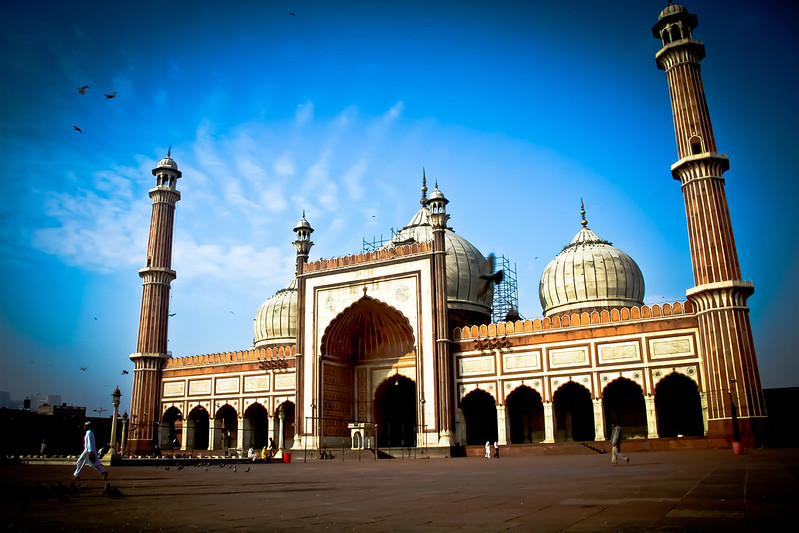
top-left (383, 204), bottom-right (493, 318)
top-left (253, 277), bottom-right (297, 347)
top-left (539, 223), bottom-right (645, 317)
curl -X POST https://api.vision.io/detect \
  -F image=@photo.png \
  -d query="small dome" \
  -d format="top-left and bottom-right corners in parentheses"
top-left (539, 225), bottom-right (645, 317)
top-left (658, 3), bottom-right (686, 20)
top-left (294, 213), bottom-right (313, 232)
top-left (384, 205), bottom-right (492, 319)
top-left (253, 278), bottom-right (297, 347)
top-left (157, 157), bottom-right (178, 170)
top-left (428, 187), bottom-right (448, 203)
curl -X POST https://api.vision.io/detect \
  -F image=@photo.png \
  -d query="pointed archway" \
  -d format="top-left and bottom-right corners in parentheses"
top-left (553, 382), bottom-right (595, 442)
top-left (215, 404), bottom-right (238, 451)
top-left (187, 405), bottom-right (209, 451)
top-left (507, 385), bottom-right (544, 444)
top-left (161, 406), bottom-right (183, 450)
top-left (655, 373), bottom-right (704, 437)
top-left (243, 402), bottom-right (268, 449)
top-left (602, 378), bottom-right (647, 438)
top-left (319, 295), bottom-right (416, 443)
top-left (460, 388), bottom-right (497, 445)
top-left (374, 375), bottom-right (417, 447)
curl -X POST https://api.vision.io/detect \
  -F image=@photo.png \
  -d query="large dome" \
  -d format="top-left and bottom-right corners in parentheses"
top-left (253, 277), bottom-right (297, 347)
top-left (383, 203), bottom-right (493, 320)
top-left (539, 220), bottom-right (645, 317)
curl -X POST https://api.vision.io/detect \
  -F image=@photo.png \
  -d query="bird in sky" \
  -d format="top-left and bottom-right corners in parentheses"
top-left (77, 86), bottom-right (89, 95)
top-left (476, 253), bottom-right (504, 299)
top-left (104, 91), bottom-right (116, 99)
top-left (121, 370), bottom-right (129, 375)
top-left (73, 126), bottom-right (82, 133)
top-left (80, 366), bottom-right (87, 371)
top-left (169, 312), bottom-right (176, 317)
top-left (290, 12), bottom-right (295, 16)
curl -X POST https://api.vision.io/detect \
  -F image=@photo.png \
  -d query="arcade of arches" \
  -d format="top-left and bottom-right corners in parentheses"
top-left (157, 402), bottom-right (295, 454)
top-left (458, 374), bottom-right (704, 445)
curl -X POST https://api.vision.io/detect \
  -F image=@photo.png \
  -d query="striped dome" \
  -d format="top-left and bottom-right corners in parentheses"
top-left (253, 277), bottom-right (297, 347)
top-left (539, 225), bottom-right (645, 317)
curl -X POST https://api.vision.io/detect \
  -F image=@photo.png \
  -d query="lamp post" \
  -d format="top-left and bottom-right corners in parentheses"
top-left (111, 387), bottom-right (121, 458)
top-left (121, 412), bottom-right (129, 455)
top-left (729, 378), bottom-right (742, 454)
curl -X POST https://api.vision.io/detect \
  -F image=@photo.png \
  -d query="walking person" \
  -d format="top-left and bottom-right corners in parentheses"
top-left (493, 441), bottom-right (500, 458)
top-left (73, 421), bottom-right (107, 480)
top-left (484, 441), bottom-right (491, 458)
top-left (610, 422), bottom-right (630, 466)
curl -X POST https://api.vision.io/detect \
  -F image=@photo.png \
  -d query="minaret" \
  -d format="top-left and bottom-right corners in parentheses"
top-left (292, 212), bottom-right (313, 449)
top-left (427, 181), bottom-right (453, 446)
top-left (653, 3), bottom-right (766, 445)
top-left (128, 151), bottom-right (181, 455)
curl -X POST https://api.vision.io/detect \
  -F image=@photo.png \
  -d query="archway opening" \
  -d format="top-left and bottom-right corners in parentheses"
top-left (243, 403), bottom-right (268, 449)
top-left (276, 401), bottom-right (295, 450)
top-left (215, 404), bottom-right (238, 451)
top-left (374, 375), bottom-right (416, 448)
top-left (602, 378), bottom-right (647, 438)
top-left (507, 385), bottom-right (544, 444)
top-left (188, 406), bottom-right (209, 451)
top-left (460, 388), bottom-right (497, 445)
top-left (553, 382), bottom-right (595, 442)
top-left (161, 406), bottom-right (183, 450)
top-left (655, 373), bottom-right (704, 437)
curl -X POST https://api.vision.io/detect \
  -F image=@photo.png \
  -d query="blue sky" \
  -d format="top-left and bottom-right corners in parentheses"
top-left (1, 1), bottom-right (797, 413)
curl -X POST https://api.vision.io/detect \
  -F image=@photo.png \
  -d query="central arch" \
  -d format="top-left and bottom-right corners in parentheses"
top-left (553, 382), bottom-right (595, 442)
top-left (319, 295), bottom-right (416, 443)
top-left (507, 386), bottom-right (544, 444)
top-left (374, 375), bottom-right (417, 447)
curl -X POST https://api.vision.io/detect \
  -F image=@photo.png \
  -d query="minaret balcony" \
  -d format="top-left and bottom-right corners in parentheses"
top-left (655, 40), bottom-right (706, 70)
top-left (670, 152), bottom-right (730, 184)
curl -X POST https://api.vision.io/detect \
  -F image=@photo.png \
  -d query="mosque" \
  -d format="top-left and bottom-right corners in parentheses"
top-left (126, 3), bottom-right (767, 457)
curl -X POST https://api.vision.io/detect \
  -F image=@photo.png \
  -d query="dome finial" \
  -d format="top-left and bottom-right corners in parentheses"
top-left (421, 169), bottom-right (428, 205)
top-left (580, 198), bottom-right (588, 227)
top-left (167, 144), bottom-right (171, 158)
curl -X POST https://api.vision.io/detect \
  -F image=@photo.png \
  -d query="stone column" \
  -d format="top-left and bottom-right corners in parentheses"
top-left (700, 392), bottom-right (709, 435)
top-left (543, 402), bottom-right (555, 443)
top-left (496, 405), bottom-right (508, 445)
top-left (277, 410), bottom-right (286, 453)
top-left (180, 420), bottom-right (188, 451)
top-left (645, 395), bottom-right (659, 438)
top-left (237, 416), bottom-right (245, 456)
top-left (592, 399), bottom-right (606, 441)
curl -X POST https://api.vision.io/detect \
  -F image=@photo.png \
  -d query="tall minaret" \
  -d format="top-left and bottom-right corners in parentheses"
top-left (128, 151), bottom-right (181, 455)
top-left (653, 3), bottom-right (765, 445)
top-left (427, 181), bottom-right (453, 447)
top-left (292, 212), bottom-right (313, 449)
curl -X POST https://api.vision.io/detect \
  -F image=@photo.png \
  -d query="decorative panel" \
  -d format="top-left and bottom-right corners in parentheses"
top-left (649, 336), bottom-right (694, 359)
top-left (189, 379), bottom-right (211, 395)
top-left (244, 375), bottom-right (270, 392)
top-left (549, 347), bottom-right (588, 368)
top-left (502, 351), bottom-right (541, 372)
top-left (215, 377), bottom-right (239, 394)
top-left (598, 341), bottom-right (640, 363)
top-left (459, 356), bottom-right (495, 376)
top-left (274, 373), bottom-right (295, 391)
top-left (163, 381), bottom-right (184, 397)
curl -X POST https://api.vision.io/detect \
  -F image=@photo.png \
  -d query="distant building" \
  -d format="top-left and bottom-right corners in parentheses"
top-left (128, 3), bottom-right (766, 456)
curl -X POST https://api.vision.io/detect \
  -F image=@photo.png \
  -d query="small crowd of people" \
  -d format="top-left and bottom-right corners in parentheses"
top-left (247, 438), bottom-right (278, 462)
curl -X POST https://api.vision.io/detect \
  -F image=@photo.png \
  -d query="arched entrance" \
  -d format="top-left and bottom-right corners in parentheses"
top-left (243, 403), bottom-right (268, 449)
top-left (160, 406), bottom-right (183, 451)
top-left (276, 401), bottom-right (295, 450)
top-left (460, 388), bottom-right (497, 445)
top-left (602, 378), bottom-right (647, 438)
top-left (374, 375), bottom-right (416, 447)
top-left (507, 385), bottom-right (544, 444)
top-left (187, 405), bottom-right (209, 451)
top-left (320, 295), bottom-right (416, 447)
top-left (655, 373), bottom-right (704, 437)
top-left (553, 382), bottom-right (595, 442)
top-left (215, 404), bottom-right (238, 451)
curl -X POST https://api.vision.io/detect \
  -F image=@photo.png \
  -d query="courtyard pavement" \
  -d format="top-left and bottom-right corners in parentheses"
top-left (1, 447), bottom-right (797, 532)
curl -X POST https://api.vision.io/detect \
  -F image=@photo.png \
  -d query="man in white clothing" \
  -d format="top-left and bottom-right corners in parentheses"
top-left (73, 421), bottom-right (108, 480)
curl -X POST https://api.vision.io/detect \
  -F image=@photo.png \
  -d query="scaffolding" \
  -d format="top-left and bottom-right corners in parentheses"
top-left (362, 229), bottom-right (399, 253)
top-left (492, 254), bottom-right (520, 324)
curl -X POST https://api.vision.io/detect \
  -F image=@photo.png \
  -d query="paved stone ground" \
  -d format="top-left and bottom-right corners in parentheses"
top-left (1, 448), bottom-right (797, 532)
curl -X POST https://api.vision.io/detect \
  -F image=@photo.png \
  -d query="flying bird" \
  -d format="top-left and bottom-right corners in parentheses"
top-left (104, 91), bottom-right (117, 99)
top-left (290, 12), bottom-right (295, 16)
top-left (80, 367), bottom-right (87, 371)
top-left (121, 370), bottom-right (129, 375)
top-left (169, 312), bottom-right (176, 317)
top-left (476, 253), bottom-right (504, 299)
top-left (73, 126), bottom-right (82, 133)
top-left (77, 86), bottom-right (89, 95)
